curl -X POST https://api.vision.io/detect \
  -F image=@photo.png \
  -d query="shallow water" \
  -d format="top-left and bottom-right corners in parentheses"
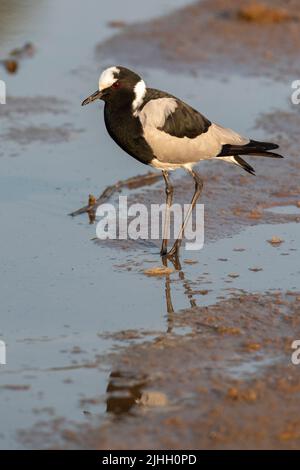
top-left (0, 0), bottom-right (297, 449)
top-left (265, 205), bottom-right (300, 215)
top-left (166, 222), bottom-right (300, 311)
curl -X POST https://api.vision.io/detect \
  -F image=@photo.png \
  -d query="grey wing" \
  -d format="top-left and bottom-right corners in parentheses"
top-left (137, 93), bottom-right (249, 165)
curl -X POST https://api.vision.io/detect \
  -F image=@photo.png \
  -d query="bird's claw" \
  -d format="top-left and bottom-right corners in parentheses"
top-left (160, 243), bottom-right (182, 270)
top-left (167, 243), bottom-right (180, 258)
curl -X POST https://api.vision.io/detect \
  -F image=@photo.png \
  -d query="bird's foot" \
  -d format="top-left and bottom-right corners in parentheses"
top-left (167, 242), bottom-right (180, 259)
top-left (164, 244), bottom-right (181, 271)
top-left (160, 245), bottom-right (181, 270)
top-left (167, 253), bottom-right (181, 271)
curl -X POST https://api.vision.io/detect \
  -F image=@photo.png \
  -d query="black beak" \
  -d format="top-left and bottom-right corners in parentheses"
top-left (81, 90), bottom-right (103, 106)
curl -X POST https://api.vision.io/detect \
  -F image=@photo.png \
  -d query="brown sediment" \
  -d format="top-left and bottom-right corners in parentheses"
top-left (1, 125), bottom-right (83, 145)
top-left (0, 96), bottom-right (76, 147)
top-left (97, 0), bottom-right (300, 78)
top-left (0, 96), bottom-right (69, 117)
top-left (3, 59), bottom-right (18, 73)
top-left (143, 266), bottom-right (174, 276)
top-left (19, 291), bottom-right (300, 449)
top-left (237, 3), bottom-right (293, 24)
top-left (1, 384), bottom-right (31, 391)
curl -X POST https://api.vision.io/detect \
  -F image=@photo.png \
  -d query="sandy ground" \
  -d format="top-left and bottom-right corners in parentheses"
top-left (16, 0), bottom-right (300, 449)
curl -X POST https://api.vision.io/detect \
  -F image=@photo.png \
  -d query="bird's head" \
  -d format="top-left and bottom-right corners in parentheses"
top-left (81, 66), bottom-right (146, 111)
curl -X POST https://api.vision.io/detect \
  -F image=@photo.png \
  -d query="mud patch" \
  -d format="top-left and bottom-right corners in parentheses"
top-left (19, 291), bottom-right (300, 449)
top-left (237, 3), bottom-right (294, 24)
top-left (2, 124), bottom-right (83, 145)
top-left (97, 0), bottom-right (300, 78)
top-left (0, 96), bottom-right (68, 117)
top-left (0, 95), bottom-right (82, 147)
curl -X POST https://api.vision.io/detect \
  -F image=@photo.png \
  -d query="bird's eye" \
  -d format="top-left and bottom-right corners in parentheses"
top-left (112, 81), bottom-right (121, 89)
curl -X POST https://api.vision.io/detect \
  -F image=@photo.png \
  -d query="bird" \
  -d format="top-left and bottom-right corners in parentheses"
top-left (81, 66), bottom-right (283, 259)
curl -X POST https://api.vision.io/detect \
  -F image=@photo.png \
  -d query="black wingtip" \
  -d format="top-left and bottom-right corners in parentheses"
top-left (250, 140), bottom-right (279, 151)
top-left (245, 168), bottom-right (256, 176)
top-left (234, 156), bottom-right (255, 175)
top-left (261, 151), bottom-right (284, 159)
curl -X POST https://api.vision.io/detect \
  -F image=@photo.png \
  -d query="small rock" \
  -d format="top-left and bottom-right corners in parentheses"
top-left (227, 387), bottom-right (239, 400)
top-left (143, 266), bottom-right (174, 276)
top-left (198, 289), bottom-right (209, 295)
top-left (247, 210), bottom-right (262, 219)
top-left (227, 386), bottom-right (257, 402)
top-left (183, 259), bottom-right (198, 265)
top-left (4, 59), bottom-right (18, 73)
top-left (278, 430), bottom-right (300, 441)
top-left (107, 20), bottom-right (127, 28)
top-left (267, 236), bottom-right (284, 246)
top-left (217, 326), bottom-right (241, 335)
top-left (137, 391), bottom-right (168, 407)
top-left (245, 342), bottom-right (261, 351)
top-left (237, 3), bottom-right (292, 24)
top-left (243, 389), bottom-right (257, 402)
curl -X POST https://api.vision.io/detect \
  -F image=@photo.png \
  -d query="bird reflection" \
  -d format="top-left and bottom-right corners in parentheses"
top-left (105, 255), bottom-right (200, 418)
top-left (106, 370), bottom-right (147, 416)
top-left (162, 254), bottom-right (198, 333)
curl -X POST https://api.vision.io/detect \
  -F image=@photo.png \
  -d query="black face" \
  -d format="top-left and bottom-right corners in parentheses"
top-left (82, 67), bottom-right (142, 108)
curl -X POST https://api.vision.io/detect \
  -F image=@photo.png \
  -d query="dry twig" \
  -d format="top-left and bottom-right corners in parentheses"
top-left (69, 171), bottom-right (161, 218)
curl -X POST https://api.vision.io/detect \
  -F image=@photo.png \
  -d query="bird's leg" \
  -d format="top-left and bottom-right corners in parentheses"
top-left (179, 270), bottom-right (197, 309)
top-left (168, 168), bottom-right (203, 258)
top-left (160, 170), bottom-right (173, 257)
top-left (161, 256), bottom-right (175, 333)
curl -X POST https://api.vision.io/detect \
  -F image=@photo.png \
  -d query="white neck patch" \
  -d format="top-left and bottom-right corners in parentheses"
top-left (99, 66), bottom-right (120, 91)
top-left (132, 80), bottom-right (146, 114)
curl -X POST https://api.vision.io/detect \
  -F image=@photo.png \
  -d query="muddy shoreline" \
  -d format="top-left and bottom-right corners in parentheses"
top-left (20, 291), bottom-right (300, 449)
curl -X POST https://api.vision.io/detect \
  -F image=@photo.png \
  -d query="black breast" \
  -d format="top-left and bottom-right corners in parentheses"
top-left (104, 104), bottom-right (154, 165)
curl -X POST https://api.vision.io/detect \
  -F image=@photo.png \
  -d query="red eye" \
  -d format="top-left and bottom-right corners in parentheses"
top-left (112, 81), bottom-right (121, 89)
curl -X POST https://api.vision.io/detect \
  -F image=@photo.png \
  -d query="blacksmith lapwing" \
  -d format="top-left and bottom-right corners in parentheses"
top-left (82, 66), bottom-right (283, 259)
